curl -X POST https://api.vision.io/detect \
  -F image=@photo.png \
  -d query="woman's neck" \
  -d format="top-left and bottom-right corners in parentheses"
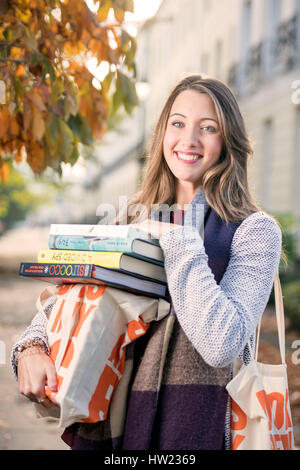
top-left (175, 182), bottom-right (202, 209)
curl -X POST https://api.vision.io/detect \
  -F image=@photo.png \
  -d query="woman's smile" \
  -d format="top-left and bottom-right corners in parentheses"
top-left (175, 151), bottom-right (204, 163)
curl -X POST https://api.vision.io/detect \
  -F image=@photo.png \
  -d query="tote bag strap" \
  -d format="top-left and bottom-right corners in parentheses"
top-left (255, 272), bottom-right (286, 365)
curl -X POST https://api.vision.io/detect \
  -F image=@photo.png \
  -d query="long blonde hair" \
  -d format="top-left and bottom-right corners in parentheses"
top-left (125, 74), bottom-right (262, 224)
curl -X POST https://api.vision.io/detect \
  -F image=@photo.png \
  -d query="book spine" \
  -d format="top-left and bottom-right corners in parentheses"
top-left (48, 234), bottom-right (134, 252)
top-left (49, 224), bottom-right (155, 241)
top-left (19, 262), bottom-right (93, 278)
top-left (38, 249), bottom-right (123, 268)
top-left (49, 224), bottom-right (131, 237)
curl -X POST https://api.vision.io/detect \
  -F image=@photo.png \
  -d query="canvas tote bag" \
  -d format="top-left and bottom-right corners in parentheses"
top-left (226, 273), bottom-right (295, 450)
top-left (34, 283), bottom-right (170, 428)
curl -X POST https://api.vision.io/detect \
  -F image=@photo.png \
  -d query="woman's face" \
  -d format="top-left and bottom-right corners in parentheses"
top-left (163, 89), bottom-right (223, 194)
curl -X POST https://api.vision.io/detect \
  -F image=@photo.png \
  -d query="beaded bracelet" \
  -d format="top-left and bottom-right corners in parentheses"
top-left (14, 338), bottom-right (47, 363)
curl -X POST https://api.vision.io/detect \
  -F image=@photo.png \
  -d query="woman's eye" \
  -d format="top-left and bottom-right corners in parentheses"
top-left (171, 121), bottom-right (184, 128)
top-left (201, 125), bottom-right (216, 133)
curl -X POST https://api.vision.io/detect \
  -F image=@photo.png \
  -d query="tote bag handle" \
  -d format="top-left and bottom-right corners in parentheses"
top-left (255, 272), bottom-right (286, 365)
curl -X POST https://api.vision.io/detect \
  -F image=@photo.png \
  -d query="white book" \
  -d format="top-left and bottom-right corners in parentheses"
top-left (49, 224), bottom-right (156, 242)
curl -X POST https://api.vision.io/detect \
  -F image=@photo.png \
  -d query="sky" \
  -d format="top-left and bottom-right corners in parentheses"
top-left (63, 1), bottom-right (162, 180)
top-left (85, 0), bottom-right (162, 84)
top-left (86, 0), bottom-right (162, 33)
top-left (125, 0), bottom-right (162, 34)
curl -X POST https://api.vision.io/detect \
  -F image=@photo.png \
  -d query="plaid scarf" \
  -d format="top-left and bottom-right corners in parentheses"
top-left (61, 207), bottom-right (241, 450)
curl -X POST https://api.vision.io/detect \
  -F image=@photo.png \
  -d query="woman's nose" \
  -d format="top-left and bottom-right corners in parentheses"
top-left (182, 126), bottom-right (200, 147)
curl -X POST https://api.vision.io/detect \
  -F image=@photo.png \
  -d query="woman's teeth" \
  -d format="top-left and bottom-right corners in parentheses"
top-left (176, 152), bottom-right (202, 161)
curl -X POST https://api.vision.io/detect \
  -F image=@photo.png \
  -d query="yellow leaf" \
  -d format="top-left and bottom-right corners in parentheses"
top-left (15, 7), bottom-right (32, 23)
top-left (97, 0), bottom-right (111, 22)
top-left (32, 106), bottom-right (45, 141)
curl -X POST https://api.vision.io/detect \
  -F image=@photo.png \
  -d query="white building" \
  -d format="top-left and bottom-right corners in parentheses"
top-left (72, 0), bottom-right (300, 243)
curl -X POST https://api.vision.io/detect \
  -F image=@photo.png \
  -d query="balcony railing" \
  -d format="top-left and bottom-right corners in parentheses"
top-left (228, 14), bottom-right (300, 96)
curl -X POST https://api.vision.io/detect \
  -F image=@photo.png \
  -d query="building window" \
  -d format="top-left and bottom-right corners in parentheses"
top-left (261, 119), bottom-right (274, 211)
top-left (267, 0), bottom-right (281, 36)
top-left (241, 0), bottom-right (252, 59)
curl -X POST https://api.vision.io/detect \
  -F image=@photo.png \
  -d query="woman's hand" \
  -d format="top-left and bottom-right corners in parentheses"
top-left (132, 219), bottom-right (179, 239)
top-left (18, 346), bottom-right (58, 408)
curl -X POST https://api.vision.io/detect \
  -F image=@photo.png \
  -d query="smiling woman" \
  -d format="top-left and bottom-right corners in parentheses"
top-left (12, 74), bottom-right (283, 451)
top-left (130, 74), bottom-right (260, 224)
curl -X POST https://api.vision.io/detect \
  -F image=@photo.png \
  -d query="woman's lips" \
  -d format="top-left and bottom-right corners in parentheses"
top-left (175, 151), bottom-right (203, 164)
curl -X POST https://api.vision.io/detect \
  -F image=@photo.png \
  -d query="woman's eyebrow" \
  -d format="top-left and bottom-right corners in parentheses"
top-left (169, 113), bottom-right (218, 124)
top-left (200, 117), bottom-right (219, 123)
top-left (169, 113), bottom-right (186, 118)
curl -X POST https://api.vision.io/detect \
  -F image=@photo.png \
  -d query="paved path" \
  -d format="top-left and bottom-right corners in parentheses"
top-left (0, 324), bottom-right (68, 450)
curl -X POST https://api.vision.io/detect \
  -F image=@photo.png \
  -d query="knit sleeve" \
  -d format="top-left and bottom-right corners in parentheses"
top-left (11, 295), bottom-right (55, 380)
top-left (159, 212), bottom-right (282, 368)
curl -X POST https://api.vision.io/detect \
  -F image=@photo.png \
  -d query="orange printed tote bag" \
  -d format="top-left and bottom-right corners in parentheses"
top-left (34, 283), bottom-right (170, 428)
top-left (226, 273), bottom-right (294, 450)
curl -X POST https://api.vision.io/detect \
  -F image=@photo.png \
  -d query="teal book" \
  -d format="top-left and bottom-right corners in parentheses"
top-left (48, 234), bottom-right (164, 265)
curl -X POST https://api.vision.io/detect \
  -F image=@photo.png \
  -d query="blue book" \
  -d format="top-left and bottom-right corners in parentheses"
top-left (19, 262), bottom-right (169, 301)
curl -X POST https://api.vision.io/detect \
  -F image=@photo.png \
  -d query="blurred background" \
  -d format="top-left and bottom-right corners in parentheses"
top-left (0, 0), bottom-right (300, 450)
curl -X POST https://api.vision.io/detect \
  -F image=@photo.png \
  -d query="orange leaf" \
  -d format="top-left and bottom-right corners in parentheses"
top-left (0, 107), bottom-right (9, 139)
top-left (0, 160), bottom-right (9, 183)
top-left (27, 141), bottom-right (45, 174)
top-left (16, 65), bottom-right (26, 77)
top-left (10, 118), bottom-right (19, 136)
top-left (15, 145), bottom-right (24, 162)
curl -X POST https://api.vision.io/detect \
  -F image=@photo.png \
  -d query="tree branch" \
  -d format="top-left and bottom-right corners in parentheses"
top-left (0, 58), bottom-right (26, 63)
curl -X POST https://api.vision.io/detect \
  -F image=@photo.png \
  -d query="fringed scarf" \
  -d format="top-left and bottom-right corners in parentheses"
top-left (61, 207), bottom-right (241, 450)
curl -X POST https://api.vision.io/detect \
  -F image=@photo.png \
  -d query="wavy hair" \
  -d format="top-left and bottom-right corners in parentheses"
top-left (117, 74), bottom-right (286, 264)
top-left (125, 74), bottom-right (262, 224)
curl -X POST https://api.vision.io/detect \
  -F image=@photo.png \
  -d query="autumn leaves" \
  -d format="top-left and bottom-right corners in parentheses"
top-left (0, 0), bottom-right (138, 180)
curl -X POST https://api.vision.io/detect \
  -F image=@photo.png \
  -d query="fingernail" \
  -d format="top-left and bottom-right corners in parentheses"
top-left (50, 386), bottom-right (57, 392)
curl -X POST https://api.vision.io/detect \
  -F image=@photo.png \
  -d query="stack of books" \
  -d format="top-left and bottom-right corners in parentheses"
top-left (19, 223), bottom-right (169, 300)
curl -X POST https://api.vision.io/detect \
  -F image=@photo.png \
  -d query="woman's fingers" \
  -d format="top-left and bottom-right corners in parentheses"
top-left (36, 396), bottom-right (56, 408)
top-left (45, 359), bottom-right (58, 393)
top-left (17, 348), bottom-right (58, 408)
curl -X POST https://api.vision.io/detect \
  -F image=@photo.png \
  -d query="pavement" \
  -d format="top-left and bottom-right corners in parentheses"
top-left (0, 226), bottom-right (69, 450)
top-left (0, 325), bottom-right (68, 450)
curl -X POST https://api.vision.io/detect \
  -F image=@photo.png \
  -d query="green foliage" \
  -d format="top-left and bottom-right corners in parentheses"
top-left (282, 280), bottom-right (300, 332)
top-left (269, 211), bottom-right (300, 331)
top-left (0, 162), bottom-right (44, 234)
top-left (274, 212), bottom-right (299, 273)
